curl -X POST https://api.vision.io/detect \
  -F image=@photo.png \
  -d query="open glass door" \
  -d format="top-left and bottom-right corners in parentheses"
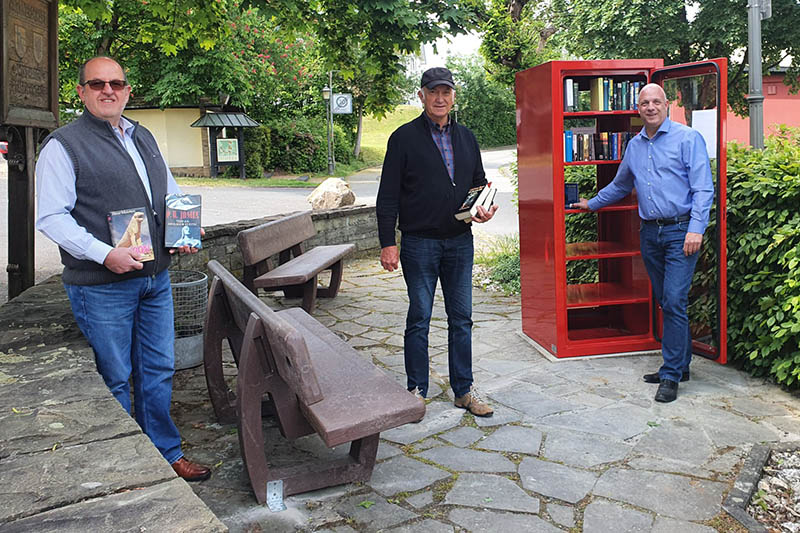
top-left (651, 59), bottom-right (728, 364)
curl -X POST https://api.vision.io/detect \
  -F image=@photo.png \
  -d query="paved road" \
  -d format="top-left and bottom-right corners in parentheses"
top-left (0, 148), bottom-right (517, 302)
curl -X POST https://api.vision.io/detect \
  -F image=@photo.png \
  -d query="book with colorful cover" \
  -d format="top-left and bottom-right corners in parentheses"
top-left (107, 207), bottom-right (155, 261)
top-left (164, 193), bottom-right (202, 249)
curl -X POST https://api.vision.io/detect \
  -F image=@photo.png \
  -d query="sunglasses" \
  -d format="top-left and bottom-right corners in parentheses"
top-left (82, 79), bottom-right (128, 91)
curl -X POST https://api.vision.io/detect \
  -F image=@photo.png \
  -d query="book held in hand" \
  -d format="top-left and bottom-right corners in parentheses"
top-left (107, 207), bottom-right (155, 261)
top-left (565, 183), bottom-right (579, 208)
top-left (165, 194), bottom-right (202, 249)
top-left (455, 183), bottom-right (496, 222)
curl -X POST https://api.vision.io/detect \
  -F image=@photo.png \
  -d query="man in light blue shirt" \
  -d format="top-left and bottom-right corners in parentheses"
top-left (572, 83), bottom-right (714, 403)
top-left (35, 56), bottom-right (210, 481)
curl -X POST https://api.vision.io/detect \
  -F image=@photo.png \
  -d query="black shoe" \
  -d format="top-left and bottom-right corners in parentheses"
top-left (654, 379), bottom-right (679, 403)
top-left (643, 371), bottom-right (689, 384)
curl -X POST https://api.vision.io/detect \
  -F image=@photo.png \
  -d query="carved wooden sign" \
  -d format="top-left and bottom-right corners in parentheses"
top-left (0, 0), bottom-right (59, 128)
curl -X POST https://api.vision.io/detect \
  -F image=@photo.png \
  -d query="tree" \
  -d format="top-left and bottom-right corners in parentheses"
top-left (446, 54), bottom-right (516, 147)
top-left (478, 0), bottom-right (562, 85)
top-left (257, 0), bottom-right (486, 157)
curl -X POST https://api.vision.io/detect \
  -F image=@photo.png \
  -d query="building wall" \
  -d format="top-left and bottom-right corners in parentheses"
top-left (125, 108), bottom-right (208, 176)
top-left (727, 75), bottom-right (800, 144)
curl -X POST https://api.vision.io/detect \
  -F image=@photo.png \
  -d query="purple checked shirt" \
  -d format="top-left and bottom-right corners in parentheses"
top-left (424, 113), bottom-right (455, 185)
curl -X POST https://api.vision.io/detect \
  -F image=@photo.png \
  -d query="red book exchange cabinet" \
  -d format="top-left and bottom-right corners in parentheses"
top-left (515, 59), bottom-right (728, 363)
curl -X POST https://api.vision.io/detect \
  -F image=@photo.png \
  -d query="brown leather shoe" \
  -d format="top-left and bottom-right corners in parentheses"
top-left (172, 457), bottom-right (211, 481)
top-left (454, 386), bottom-right (494, 417)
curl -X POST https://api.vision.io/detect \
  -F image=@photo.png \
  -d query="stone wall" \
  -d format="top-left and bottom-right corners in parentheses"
top-left (0, 279), bottom-right (226, 531)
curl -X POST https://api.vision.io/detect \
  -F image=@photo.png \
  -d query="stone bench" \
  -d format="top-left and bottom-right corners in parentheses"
top-left (203, 260), bottom-right (425, 504)
top-left (0, 278), bottom-right (225, 532)
top-left (237, 211), bottom-right (355, 313)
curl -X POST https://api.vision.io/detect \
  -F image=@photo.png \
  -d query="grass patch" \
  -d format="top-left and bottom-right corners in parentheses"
top-left (175, 176), bottom-right (320, 188)
top-left (360, 105), bottom-right (420, 163)
top-left (474, 233), bottom-right (521, 295)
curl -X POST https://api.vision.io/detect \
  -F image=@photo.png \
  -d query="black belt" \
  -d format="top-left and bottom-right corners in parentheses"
top-left (642, 214), bottom-right (691, 226)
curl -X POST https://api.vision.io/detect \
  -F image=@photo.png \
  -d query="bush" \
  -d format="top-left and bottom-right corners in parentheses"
top-left (263, 116), bottom-right (353, 173)
top-left (447, 54), bottom-right (516, 147)
top-left (694, 126), bottom-right (800, 386)
top-left (475, 234), bottom-right (521, 294)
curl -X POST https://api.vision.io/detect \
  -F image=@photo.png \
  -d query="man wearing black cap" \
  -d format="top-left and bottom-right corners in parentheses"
top-left (376, 66), bottom-right (498, 417)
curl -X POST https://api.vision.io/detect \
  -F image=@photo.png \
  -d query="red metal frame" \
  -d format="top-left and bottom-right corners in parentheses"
top-left (516, 59), bottom-right (728, 361)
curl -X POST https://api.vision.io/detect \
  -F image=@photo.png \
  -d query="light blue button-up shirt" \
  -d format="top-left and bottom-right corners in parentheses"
top-left (587, 117), bottom-right (714, 235)
top-left (35, 116), bottom-right (181, 264)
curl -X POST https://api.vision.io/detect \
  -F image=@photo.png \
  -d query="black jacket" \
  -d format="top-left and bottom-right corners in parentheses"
top-left (376, 113), bottom-right (486, 247)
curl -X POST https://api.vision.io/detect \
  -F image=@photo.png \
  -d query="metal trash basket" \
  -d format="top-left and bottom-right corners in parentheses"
top-left (170, 270), bottom-right (208, 370)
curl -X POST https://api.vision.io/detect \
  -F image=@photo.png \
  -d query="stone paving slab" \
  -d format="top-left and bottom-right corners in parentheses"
top-left (540, 427), bottom-right (631, 468)
top-left (582, 498), bottom-right (652, 532)
top-left (593, 468), bottom-right (727, 520)
top-left (448, 507), bottom-right (562, 532)
top-left (0, 433), bottom-right (176, 523)
top-left (368, 455), bottom-right (450, 496)
top-left (418, 446), bottom-right (516, 473)
top-left (444, 472), bottom-right (540, 514)
top-left (1, 478), bottom-right (225, 532)
top-left (336, 491), bottom-right (417, 531)
top-left (518, 457), bottom-right (598, 504)
top-left (477, 425), bottom-right (542, 455)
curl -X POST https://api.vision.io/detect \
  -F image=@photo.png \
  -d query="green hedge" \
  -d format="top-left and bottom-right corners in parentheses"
top-left (229, 117), bottom-right (353, 175)
top-left (708, 127), bottom-right (800, 386)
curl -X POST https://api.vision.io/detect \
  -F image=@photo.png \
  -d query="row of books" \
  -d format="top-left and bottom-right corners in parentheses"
top-left (107, 194), bottom-right (203, 262)
top-left (564, 130), bottom-right (636, 163)
top-left (564, 78), bottom-right (642, 112)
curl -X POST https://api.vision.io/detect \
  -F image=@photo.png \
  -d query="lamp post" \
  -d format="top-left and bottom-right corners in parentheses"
top-left (321, 84), bottom-right (334, 174)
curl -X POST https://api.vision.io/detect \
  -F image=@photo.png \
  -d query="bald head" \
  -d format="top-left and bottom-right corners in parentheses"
top-left (638, 83), bottom-right (669, 136)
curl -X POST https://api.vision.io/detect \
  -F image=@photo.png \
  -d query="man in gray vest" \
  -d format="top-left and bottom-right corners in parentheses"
top-left (35, 56), bottom-right (210, 481)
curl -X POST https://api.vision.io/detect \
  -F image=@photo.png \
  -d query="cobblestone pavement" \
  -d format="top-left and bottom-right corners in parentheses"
top-left (172, 257), bottom-right (800, 533)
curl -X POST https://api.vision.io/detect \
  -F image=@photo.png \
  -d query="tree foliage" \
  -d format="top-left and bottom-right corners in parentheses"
top-left (497, 0), bottom-right (800, 115)
top-left (478, 0), bottom-right (561, 85)
top-left (446, 54), bottom-right (516, 147)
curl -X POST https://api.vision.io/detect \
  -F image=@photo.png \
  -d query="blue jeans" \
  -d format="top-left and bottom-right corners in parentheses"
top-left (640, 221), bottom-right (700, 383)
top-left (400, 232), bottom-right (474, 398)
top-left (65, 269), bottom-right (183, 463)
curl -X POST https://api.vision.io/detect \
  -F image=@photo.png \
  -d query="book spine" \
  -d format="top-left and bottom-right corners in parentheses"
top-left (564, 131), bottom-right (573, 162)
top-left (565, 78), bottom-right (574, 112)
top-left (573, 82), bottom-right (580, 112)
top-left (590, 78), bottom-right (603, 111)
top-left (603, 78), bottom-right (610, 111)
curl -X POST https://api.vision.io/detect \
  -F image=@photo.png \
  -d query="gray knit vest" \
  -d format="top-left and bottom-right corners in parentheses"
top-left (41, 111), bottom-right (171, 285)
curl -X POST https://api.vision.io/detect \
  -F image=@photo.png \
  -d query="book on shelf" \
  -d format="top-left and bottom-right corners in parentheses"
top-left (165, 193), bottom-right (203, 249)
top-left (603, 78), bottom-right (610, 111)
top-left (590, 78), bottom-right (603, 111)
top-left (107, 207), bottom-right (155, 261)
top-left (563, 128), bottom-right (636, 162)
top-left (455, 183), bottom-right (496, 221)
top-left (564, 78), bottom-right (575, 111)
top-left (564, 131), bottom-right (573, 162)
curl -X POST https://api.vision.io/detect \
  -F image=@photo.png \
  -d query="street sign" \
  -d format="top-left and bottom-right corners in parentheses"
top-left (332, 93), bottom-right (352, 114)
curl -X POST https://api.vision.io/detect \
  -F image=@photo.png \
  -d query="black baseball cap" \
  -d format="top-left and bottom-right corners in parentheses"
top-left (420, 67), bottom-right (455, 89)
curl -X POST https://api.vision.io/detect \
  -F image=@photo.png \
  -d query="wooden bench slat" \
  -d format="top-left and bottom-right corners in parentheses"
top-left (238, 211), bottom-right (316, 264)
top-left (253, 244), bottom-right (355, 288)
top-left (278, 308), bottom-right (425, 447)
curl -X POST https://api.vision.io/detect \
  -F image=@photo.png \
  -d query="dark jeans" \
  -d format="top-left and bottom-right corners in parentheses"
top-left (400, 232), bottom-right (474, 398)
top-left (640, 220), bottom-right (700, 383)
top-left (65, 269), bottom-right (183, 463)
